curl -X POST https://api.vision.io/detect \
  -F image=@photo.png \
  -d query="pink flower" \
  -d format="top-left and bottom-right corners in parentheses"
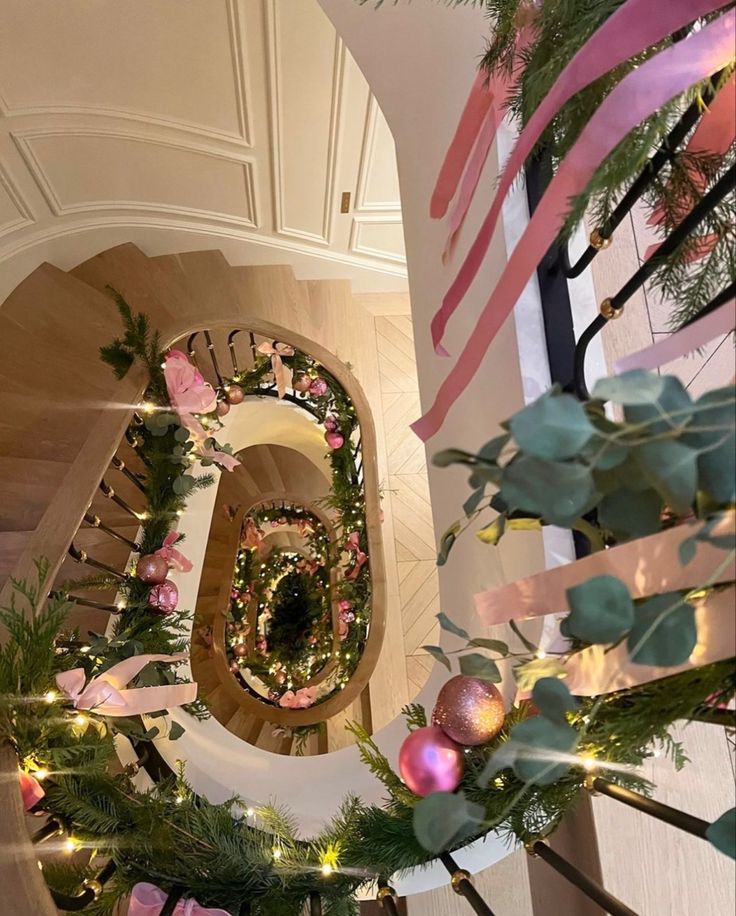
top-left (164, 351), bottom-right (217, 416)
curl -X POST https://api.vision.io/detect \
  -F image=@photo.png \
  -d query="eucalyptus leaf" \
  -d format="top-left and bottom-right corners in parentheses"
top-left (436, 612), bottom-right (469, 641)
top-left (627, 593), bottom-right (696, 666)
top-left (422, 645), bottom-right (451, 671)
top-left (169, 721), bottom-right (186, 741)
top-left (683, 387), bottom-right (736, 504)
top-left (636, 440), bottom-right (698, 514)
top-left (468, 465), bottom-right (503, 487)
top-left (592, 370), bottom-right (665, 405)
top-left (532, 677), bottom-right (577, 723)
top-left (437, 522), bottom-right (460, 567)
top-left (510, 392), bottom-right (595, 460)
top-left (433, 448), bottom-right (480, 468)
top-left (467, 638), bottom-right (509, 656)
top-left (459, 653), bottom-right (501, 683)
top-left (506, 717), bottom-right (579, 785)
top-left (678, 536), bottom-right (697, 566)
top-left (598, 488), bottom-right (663, 541)
top-left (463, 487), bottom-right (486, 517)
top-left (624, 375), bottom-right (693, 434)
top-left (174, 426), bottom-right (190, 442)
top-left (706, 808), bottom-right (736, 860)
top-left (413, 791), bottom-right (485, 854)
top-left (566, 575), bottom-right (634, 644)
top-left (501, 457), bottom-right (597, 527)
top-left (478, 432), bottom-right (511, 463)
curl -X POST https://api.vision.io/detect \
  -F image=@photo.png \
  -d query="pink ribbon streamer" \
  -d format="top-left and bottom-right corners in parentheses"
top-left (413, 12), bottom-right (736, 440)
top-left (257, 341), bottom-right (295, 399)
top-left (431, 0), bottom-right (731, 356)
top-left (18, 770), bottom-right (45, 811)
top-left (430, 71), bottom-right (495, 219)
top-left (128, 882), bottom-right (231, 916)
top-left (615, 298), bottom-right (735, 373)
top-left (344, 531), bottom-right (367, 580)
top-left (278, 686), bottom-right (317, 709)
top-left (474, 512), bottom-right (735, 626)
top-left (55, 654), bottom-right (197, 717)
top-left (155, 532), bottom-right (193, 574)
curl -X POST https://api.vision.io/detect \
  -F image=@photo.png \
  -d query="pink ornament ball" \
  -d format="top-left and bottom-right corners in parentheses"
top-left (293, 374), bottom-right (312, 393)
top-left (324, 415), bottom-right (338, 432)
top-left (398, 726), bottom-right (464, 797)
top-left (225, 384), bottom-right (244, 405)
top-left (325, 431), bottom-right (344, 450)
top-left (338, 599), bottom-right (352, 612)
top-left (432, 675), bottom-right (506, 747)
top-left (216, 400), bottom-right (230, 417)
top-left (309, 377), bottom-right (328, 397)
top-left (233, 643), bottom-right (248, 658)
top-left (137, 554), bottom-right (169, 585)
top-left (148, 579), bottom-right (179, 615)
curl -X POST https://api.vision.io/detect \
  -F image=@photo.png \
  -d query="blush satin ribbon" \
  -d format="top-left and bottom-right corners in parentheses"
top-left (128, 883), bottom-right (231, 916)
top-left (412, 11), bottom-right (736, 441)
top-left (431, 0), bottom-right (731, 357)
top-left (257, 341), bottom-right (295, 398)
top-left (155, 532), bottom-right (193, 573)
top-left (18, 770), bottom-right (45, 811)
top-left (55, 654), bottom-right (197, 717)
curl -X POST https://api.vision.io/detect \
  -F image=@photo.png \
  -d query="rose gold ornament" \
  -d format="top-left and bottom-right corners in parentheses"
top-left (293, 374), bottom-right (312, 392)
top-left (432, 675), bottom-right (505, 746)
top-left (225, 384), bottom-right (244, 405)
top-left (275, 671), bottom-right (287, 686)
top-left (147, 579), bottom-right (179, 615)
top-left (230, 661), bottom-right (241, 674)
top-left (216, 400), bottom-right (230, 417)
top-left (136, 554), bottom-right (169, 585)
top-left (309, 377), bottom-right (328, 397)
top-left (233, 643), bottom-right (248, 658)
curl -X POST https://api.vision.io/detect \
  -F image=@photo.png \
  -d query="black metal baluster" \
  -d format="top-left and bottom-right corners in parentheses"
top-left (573, 164), bottom-right (736, 398)
top-left (65, 595), bottom-right (124, 615)
top-left (689, 707), bottom-right (736, 728)
top-left (249, 331), bottom-right (258, 365)
top-left (187, 332), bottom-right (201, 369)
top-left (68, 544), bottom-right (127, 580)
top-left (527, 841), bottom-right (639, 916)
top-left (158, 887), bottom-right (184, 916)
top-left (49, 860), bottom-right (117, 911)
top-left (110, 455), bottom-right (146, 493)
top-left (586, 776), bottom-right (710, 839)
top-left (228, 329), bottom-right (242, 375)
top-left (560, 70), bottom-right (725, 279)
top-left (204, 330), bottom-right (224, 387)
top-left (376, 881), bottom-right (400, 913)
top-left (439, 852), bottom-right (496, 915)
top-left (99, 479), bottom-right (146, 520)
top-left (31, 818), bottom-right (64, 845)
top-left (83, 511), bottom-right (139, 551)
top-left (309, 890), bottom-right (323, 916)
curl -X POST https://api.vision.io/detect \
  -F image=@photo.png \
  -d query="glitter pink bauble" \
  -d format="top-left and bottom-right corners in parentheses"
top-left (309, 378), bottom-right (328, 397)
top-left (216, 400), bottom-right (230, 417)
top-left (398, 726), bottom-right (464, 797)
top-left (137, 554), bottom-right (169, 585)
top-left (147, 579), bottom-right (179, 615)
top-left (432, 675), bottom-right (506, 747)
top-left (324, 415), bottom-right (338, 432)
top-left (325, 431), bottom-right (344, 450)
top-left (339, 599), bottom-right (352, 611)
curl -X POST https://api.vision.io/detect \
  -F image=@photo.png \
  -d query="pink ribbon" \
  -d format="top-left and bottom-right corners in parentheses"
top-left (155, 532), bottom-right (193, 573)
top-left (413, 12), bottom-right (736, 440)
top-left (128, 883), bottom-right (230, 916)
top-left (431, 0), bottom-right (731, 356)
top-left (241, 517), bottom-right (264, 551)
top-left (55, 654), bottom-right (197, 717)
top-left (164, 350), bottom-right (217, 418)
top-left (18, 770), bottom-right (45, 811)
top-left (615, 298), bottom-right (735, 373)
top-left (430, 71), bottom-right (495, 219)
top-left (278, 686), bottom-right (317, 709)
top-left (257, 341), bottom-right (295, 398)
top-left (345, 531), bottom-right (367, 580)
top-left (198, 443), bottom-right (240, 471)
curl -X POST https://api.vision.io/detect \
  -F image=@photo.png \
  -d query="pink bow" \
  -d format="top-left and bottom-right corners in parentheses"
top-left (155, 532), bottom-right (193, 573)
top-left (18, 769), bottom-right (45, 811)
top-left (345, 532), bottom-right (367, 581)
top-left (257, 341), bottom-right (295, 398)
top-left (278, 686), bottom-right (317, 709)
top-left (128, 882), bottom-right (231, 916)
top-left (198, 444), bottom-right (240, 471)
top-left (55, 654), bottom-right (197, 717)
top-left (164, 351), bottom-right (217, 417)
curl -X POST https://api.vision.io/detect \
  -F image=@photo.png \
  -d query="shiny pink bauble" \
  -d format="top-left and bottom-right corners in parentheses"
top-left (432, 675), bottom-right (506, 747)
top-left (325, 431), bottom-right (344, 450)
top-left (233, 643), bottom-right (248, 658)
top-left (147, 579), bottom-right (179, 615)
top-left (398, 726), bottom-right (464, 796)
top-left (216, 400), bottom-right (230, 417)
top-left (324, 415), bottom-right (338, 432)
top-left (225, 384), bottom-right (244, 405)
top-left (137, 554), bottom-right (169, 585)
top-left (309, 378), bottom-right (328, 397)
top-left (338, 599), bottom-right (352, 612)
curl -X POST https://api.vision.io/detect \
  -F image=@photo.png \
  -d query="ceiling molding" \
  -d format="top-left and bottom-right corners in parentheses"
top-left (349, 214), bottom-right (406, 265)
top-left (0, 211), bottom-right (409, 279)
top-left (11, 126), bottom-right (258, 227)
top-left (355, 95), bottom-right (401, 214)
top-left (265, 0), bottom-right (345, 247)
top-left (0, 0), bottom-right (252, 147)
top-left (0, 160), bottom-right (35, 238)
